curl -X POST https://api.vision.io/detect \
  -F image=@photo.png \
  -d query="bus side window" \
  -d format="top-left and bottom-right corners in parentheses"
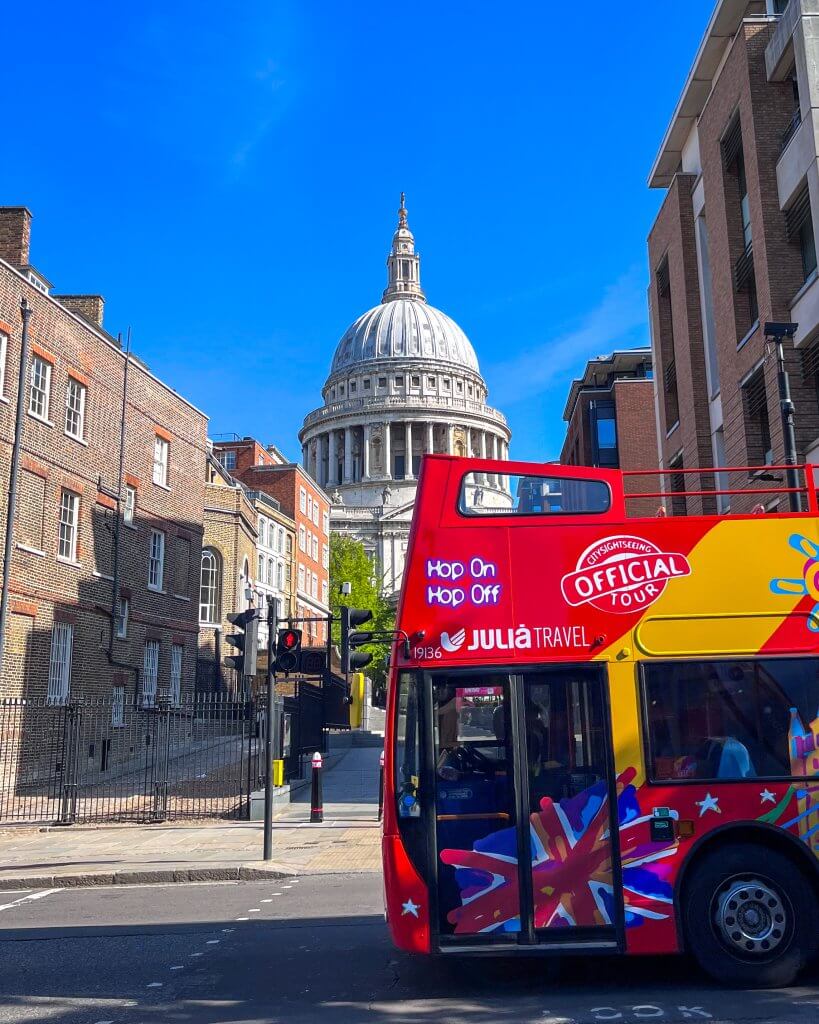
top-left (396, 673), bottom-right (421, 818)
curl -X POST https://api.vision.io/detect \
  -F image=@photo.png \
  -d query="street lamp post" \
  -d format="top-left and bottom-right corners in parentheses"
top-left (764, 322), bottom-right (801, 512)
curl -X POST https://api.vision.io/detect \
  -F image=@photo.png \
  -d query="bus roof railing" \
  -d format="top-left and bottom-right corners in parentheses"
top-left (619, 463), bottom-right (817, 514)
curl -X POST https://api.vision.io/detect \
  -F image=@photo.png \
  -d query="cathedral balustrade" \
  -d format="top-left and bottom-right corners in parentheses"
top-left (302, 394), bottom-right (508, 430)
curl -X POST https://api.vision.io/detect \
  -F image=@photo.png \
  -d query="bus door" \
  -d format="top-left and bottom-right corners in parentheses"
top-left (431, 668), bottom-right (621, 948)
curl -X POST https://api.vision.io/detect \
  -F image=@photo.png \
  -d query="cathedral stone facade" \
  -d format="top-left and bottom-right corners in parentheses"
top-left (299, 196), bottom-right (510, 599)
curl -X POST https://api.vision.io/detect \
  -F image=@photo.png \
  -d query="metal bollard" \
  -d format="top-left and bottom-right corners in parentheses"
top-left (377, 748), bottom-right (385, 822)
top-left (310, 750), bottom-right (323, 823)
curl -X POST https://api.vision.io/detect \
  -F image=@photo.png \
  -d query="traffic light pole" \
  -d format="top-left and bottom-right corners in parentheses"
top-left (263, 597), bottom-right (278, 862)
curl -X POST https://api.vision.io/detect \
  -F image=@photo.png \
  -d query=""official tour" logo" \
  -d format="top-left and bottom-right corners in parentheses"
top-left (560, 535), bottom-right (692, 614)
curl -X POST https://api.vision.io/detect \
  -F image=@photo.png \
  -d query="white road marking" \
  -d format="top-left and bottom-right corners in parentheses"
top-left (0, 888), bottom-right (61, 913)
top-left (221, 928), bottom-right (235, 933)
top-left (236, 917), bottom-right (249, 921)
top-left (190, 952), bottom-right (203, 957)
top-left (93, 1019), bottom-right (115, 1023)
top-left (248, 908), bottom-right (261, 913)
top-left (206, 939), bottom-right (219, 944)
top-left (146, 982), bottom-right (163, 988)
top-left (169, 966), bottom-right (184, 971)
top-left (261, 899), bottom-right (272, 903)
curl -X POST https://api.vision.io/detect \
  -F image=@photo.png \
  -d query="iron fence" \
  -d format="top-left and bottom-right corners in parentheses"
top-left (0, 677), bottom-right (347, 825)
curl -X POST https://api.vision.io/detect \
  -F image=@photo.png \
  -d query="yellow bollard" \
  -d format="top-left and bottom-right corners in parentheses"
top-left (272, 759), bottom-right (284, 787)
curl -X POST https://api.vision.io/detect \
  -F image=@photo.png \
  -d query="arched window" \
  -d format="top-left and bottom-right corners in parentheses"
top-left (199, 548), bottom-right (222, 624)
top-left (240, 557), bottom-right (250, 610)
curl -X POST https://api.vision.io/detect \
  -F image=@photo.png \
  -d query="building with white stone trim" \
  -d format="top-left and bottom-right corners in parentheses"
top-left (299, 195), bottom-right (511, 599)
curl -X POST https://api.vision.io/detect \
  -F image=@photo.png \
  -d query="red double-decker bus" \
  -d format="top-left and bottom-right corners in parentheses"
top-left (382, 455), bottom-right (819, 987)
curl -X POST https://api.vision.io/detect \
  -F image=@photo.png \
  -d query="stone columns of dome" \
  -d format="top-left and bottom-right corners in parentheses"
top-left (384, 422), bottom-right (392, 480)
top-left (328, 431), bottom-right (338, 487)
top-left (302, 444), bottom-right (307, 471)
top-left (447, 422), bottom-right (454, 456)
top-left (344, 427), bottom-right (353, 484)
top-left (405, 421), bottom-right (414, 480)
top-left (363, 424), bottom-right (371, 480)
top-left (321, 434), bottom-right (329, 488)
top-left (426, 422), bottom-right (434, 456)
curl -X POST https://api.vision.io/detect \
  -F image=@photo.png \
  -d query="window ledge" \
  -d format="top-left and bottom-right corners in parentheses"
top-left (0, 395), bottom-right (9, 405)
top-left (153, 481), bottom-right (171, 492)
top-left (65, 430), bottom-right (88, 446)
top-left (57, 556), bottom-right (82, 569)
top-left (16, 543), bottom-right (45, 557)
top-left (147, 584), bottom-right (166, 594)
top-left (172, 593), bottom-right (191, 602)
top-left (200, 620), bottom-right (221, 628)
top-left (737, 319), bottom-right (760, 351)
top-left (27, 411), bottom-right (54, 428)
top-left (92, 570), bottom-right (115, 582)
top-left (665, 420), bottom-right (680, 440)
top-left (789, 268), bottom-right (818, 309)
top-left (124, 522), bottom-right (138, 531)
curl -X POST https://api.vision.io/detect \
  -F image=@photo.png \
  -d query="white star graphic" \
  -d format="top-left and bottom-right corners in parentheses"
top-left (760, 789), bottom-right (776, 804)
top-left (401, 898), bottom-right (420, 918)
top-left (696, 792), bottom-right (721, 817)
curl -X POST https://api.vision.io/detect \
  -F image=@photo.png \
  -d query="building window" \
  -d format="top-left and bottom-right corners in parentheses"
top-left (112, 685), bottom-right (125, 728)
top-left (785, 185), bottom-right (818, 284)
top-left (378, 376), bottom-right (386, 388)
top-left (743, 366), bottom-right (773, 464)
top-left (278, 527), bottom-right (284, 552)
top-left (65, 377), bottom-right (87, 440)
top-left (258, 519), bottom-right (266, 547)
top-left (0, 331), bottom-right (7, 397)
top-left (322, 580), bottom-right (328, 604)
top-left (350, 381), bottom-right (357, 394)
top-left (307, 495), bottom-right (313, 518)
top-left (142, 640), bottom-right (159, 707)
top-left (266, 557), bottom-right (273, 585)
top-left (311, 572), bottom-right (318, 598)
top-left (47, 622), bottom-right (73, 705)
top-left (427, 376), bottom-right (436, 388)
top-left (590, 400), bottom-right (618, 468)
top-left (115, 596), bottom-right (129, 638)
top-left (258, 553), bottom-right (265, 583)
top-left (199, 548), bottom-right (222, 623)
top-left (277, 562), bottom-right (284, 590)
top-left (443, 378), bottom-right (451, 391)
top-left (668, 453), bottom-right (687, 517)
top-left (124, 485), bottom-right (136, 525)
top-left (456, 380), bottom-right (463, 393)
top-left (300, 487), bottom-right (307, 514)
top-left (286, 534), bottom-right (293, 556)
top-left (219, 450), bottom-right (236, 471)
top-left (29, 355), bottom-right (51, 421)
top-left (395, 376), bottom-right (404, 387)
top-left (58, 489), bottom-right (80, 562)
top-left (312, 536), bottom-right (319, 561)
top-left (656, 258), bottom-right (680, 429)
top-left (170, 644), bottom-right (183, 705)
top-left (298, 564), bottom-right (305, 591)
top-left (364, 378), bottom-right (371, 390)
top-left (323, 544), bottom-right (329, 569)
top-left (148, 529), bottom-right (165, 591)
top-left (394, 454), bottom-right (406, 480)
top-left (322, 511), bottom-right (329, 536)
top-left (299, 525), bottom-right (306, 551)
top-left (153, 436), bottom-right (169, 487)
top-left (411, 375), bottom-right (420, 388)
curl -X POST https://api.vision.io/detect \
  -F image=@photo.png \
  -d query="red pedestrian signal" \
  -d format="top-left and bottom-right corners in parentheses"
top-left (275, 628), bottom-right (302, 673)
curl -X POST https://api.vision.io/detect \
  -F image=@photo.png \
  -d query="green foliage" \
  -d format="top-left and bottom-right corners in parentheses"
top-left (329, 535), bottom-right (394, 687)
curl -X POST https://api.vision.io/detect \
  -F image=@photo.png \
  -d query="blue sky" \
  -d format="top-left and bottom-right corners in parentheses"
top-left (4, 1), bottom-right (714, 462)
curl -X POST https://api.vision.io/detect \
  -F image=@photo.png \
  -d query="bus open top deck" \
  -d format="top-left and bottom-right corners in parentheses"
top-left (383, 455), bottom-right (819, 987)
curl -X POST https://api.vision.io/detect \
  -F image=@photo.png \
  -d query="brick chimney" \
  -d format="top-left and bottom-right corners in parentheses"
top-left (54, 294), bottom-right (105, 328)
top-left (0, 207), bottom-right (32, 267)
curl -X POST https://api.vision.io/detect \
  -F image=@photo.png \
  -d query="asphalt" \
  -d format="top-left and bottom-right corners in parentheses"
top-left (1, 876), bottom-right (818, 1024)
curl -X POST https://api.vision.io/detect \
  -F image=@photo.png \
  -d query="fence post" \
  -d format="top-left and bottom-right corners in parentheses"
top-left (58, 703), bottom-right (80, 826)
top-left (152, 700), bottom-right (171, 822)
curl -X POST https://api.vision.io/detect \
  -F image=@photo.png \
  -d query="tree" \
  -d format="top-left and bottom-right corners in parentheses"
top-left (329, 535), bottom-right (394, 692)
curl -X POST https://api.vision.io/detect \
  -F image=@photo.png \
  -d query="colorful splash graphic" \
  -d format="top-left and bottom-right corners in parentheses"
top-left (757, 705), bottom-right (819, 854)
top-left (440, 769), bottom-right (678, 934)
top-left (770, 533), bottom-right (819, 632)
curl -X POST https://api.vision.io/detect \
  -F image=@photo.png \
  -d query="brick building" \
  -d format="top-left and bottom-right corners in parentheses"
top-left (213, 439), bottom-right (331, 644)
top-left (560, 349), bottom-right (659, 515)
top-left (246, 490), bottom-right (296, 653)
top-left (0, 206), bottom-right (207, 712)
top-left (198, 450), bottom-right (257, 693)
top-left (648, 1), bottom-right (819, 514)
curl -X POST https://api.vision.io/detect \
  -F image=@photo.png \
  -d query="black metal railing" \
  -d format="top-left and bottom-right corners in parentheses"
top-left (782, 108), bottom-right (802, 153)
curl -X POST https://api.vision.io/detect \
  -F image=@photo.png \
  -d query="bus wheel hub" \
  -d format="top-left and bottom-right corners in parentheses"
top-left (715, 878), bottom-right (787, 955)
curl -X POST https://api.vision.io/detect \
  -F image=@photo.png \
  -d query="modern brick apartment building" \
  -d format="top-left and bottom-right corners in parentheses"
top-left (0, 206), bottom-right (208, 709)
top-left (648, 0), bottom-right (819, 514)
top-left (560, 349), bottom-right (659, 515)
top-left (214, 439), bottom-right (331, 644)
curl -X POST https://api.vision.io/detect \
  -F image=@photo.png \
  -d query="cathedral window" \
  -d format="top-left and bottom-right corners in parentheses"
top-left (378, 377), bottom-right (386, 388)
top-left (395, 375), bottom-right (404, 387)
top-left (456, 381), bottom-right (463, 393)
top-left (364, 379), bottom-right (371, 389)
top-left (350, 382), bottom-right (357, 394)
top-left (428, 376), bottom-right (436, 388)
top-left (411, 375), bottom-right (420, 388)
top-left (443, 378), bottom-right (451, 390)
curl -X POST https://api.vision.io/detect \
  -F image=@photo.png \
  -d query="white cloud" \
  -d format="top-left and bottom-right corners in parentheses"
top-left (487, 265), bottom-right (649, 406)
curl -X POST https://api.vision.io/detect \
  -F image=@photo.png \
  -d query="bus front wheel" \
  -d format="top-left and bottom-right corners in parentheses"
top-left (683, 842), bottom-right (818, 988)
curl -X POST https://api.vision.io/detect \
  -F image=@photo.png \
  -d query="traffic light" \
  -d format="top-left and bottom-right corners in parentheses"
top-left (275, 627), bottom-right (302, 673)
top-left (225, 609), bottom-right (259, 676)
top-left (340, 606), bottom-right (374, 674)
top-left (301, 648), bottom-right (327, 675)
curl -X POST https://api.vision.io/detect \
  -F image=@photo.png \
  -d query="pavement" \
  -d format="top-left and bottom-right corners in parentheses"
top-left (0, 743), bottom-right (382, 889)
top-left (1, 875), bottom-right (818, 1024)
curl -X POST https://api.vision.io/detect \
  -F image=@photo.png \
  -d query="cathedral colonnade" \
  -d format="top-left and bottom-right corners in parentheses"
top-left (301, 422), bottom-right (510, 490)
